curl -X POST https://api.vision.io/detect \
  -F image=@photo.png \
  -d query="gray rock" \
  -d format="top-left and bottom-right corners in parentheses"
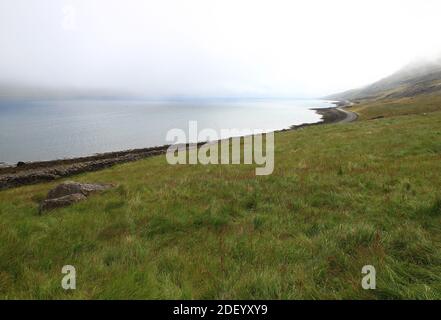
top-left (40, 181), bottom-right (114, 212)
top-left (47, 181), bottom-right (112, 199)
top-left (40, 193), bottom-right (87, 212)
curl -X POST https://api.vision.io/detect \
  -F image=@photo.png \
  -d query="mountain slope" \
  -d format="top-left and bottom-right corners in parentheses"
top-left (327, 57), bottom-right (441, 101)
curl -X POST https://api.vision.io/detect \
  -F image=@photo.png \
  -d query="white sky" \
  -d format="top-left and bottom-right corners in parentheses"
top-left (1, 0), bottom-right (441, 98)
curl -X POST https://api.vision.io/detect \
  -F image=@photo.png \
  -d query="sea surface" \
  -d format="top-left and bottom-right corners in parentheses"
top-left (0, 99), bottom-right (333, 163)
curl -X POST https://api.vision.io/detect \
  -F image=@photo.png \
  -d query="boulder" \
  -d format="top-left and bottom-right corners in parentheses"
top-left (40, 181), bottom-right (113, 212)
top-left (40, 193), bottom-right (87, 212)
top-left (47, 181), bottom-right (113, 199)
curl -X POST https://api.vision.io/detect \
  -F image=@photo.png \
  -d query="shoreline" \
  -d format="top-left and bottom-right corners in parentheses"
top-left (0, 104), bottom-right (357, 190)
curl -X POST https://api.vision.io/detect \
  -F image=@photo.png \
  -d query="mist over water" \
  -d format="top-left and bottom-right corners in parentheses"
top-left (0, 99), bottom-right (332, 163)
top-left (2, 0), bottom-right (441, 99)
top-left (2, 1), bottom-right (440, 163)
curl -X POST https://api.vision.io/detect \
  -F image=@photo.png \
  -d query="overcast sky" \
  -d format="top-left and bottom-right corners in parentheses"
top-left (1, 0), bottom-right (441, 98)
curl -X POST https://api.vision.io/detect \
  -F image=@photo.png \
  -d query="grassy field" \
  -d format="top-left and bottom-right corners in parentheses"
top-left (1, 98), bottom-right (441, 299)
top-left (350, 94), bottom-right (441, 120)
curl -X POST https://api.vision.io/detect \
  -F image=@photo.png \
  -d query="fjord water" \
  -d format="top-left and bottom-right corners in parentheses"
top-left (0, 99), bottom-right (333, 164)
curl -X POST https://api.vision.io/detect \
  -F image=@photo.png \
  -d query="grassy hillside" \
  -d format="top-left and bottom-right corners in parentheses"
top-left (349, 94), bottom-right (441, 120)
top-left (327, 58), bottom-right (441, 101)
top-left (1, 96), bottom-right (441, 299)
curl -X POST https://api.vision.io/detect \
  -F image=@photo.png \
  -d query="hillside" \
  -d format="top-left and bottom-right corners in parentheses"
top-left (2, 64), bottom-right (441, 298)
top-left (327, 57), bottom-right (441, 101)
top-left (1, 97), bottom-right (441, 299)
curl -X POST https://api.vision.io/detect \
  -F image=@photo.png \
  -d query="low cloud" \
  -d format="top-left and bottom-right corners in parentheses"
top-left (1, 0), bottom-right (441, 99)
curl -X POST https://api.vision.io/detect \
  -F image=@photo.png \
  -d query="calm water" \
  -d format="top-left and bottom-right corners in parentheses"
top-left (0, 99), bottom-right (333, 163)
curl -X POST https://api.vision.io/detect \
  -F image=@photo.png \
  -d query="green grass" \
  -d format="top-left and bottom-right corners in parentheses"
top-left (1, 100), bottom-right (441, 299)
top-left (350, 94), bottom-right (441, 120)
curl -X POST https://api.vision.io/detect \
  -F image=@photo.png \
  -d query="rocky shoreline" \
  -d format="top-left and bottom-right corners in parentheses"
top-left (288, 106), bottom-right (353, 130)
top-left (0, 104), bottom-right (356, 190)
